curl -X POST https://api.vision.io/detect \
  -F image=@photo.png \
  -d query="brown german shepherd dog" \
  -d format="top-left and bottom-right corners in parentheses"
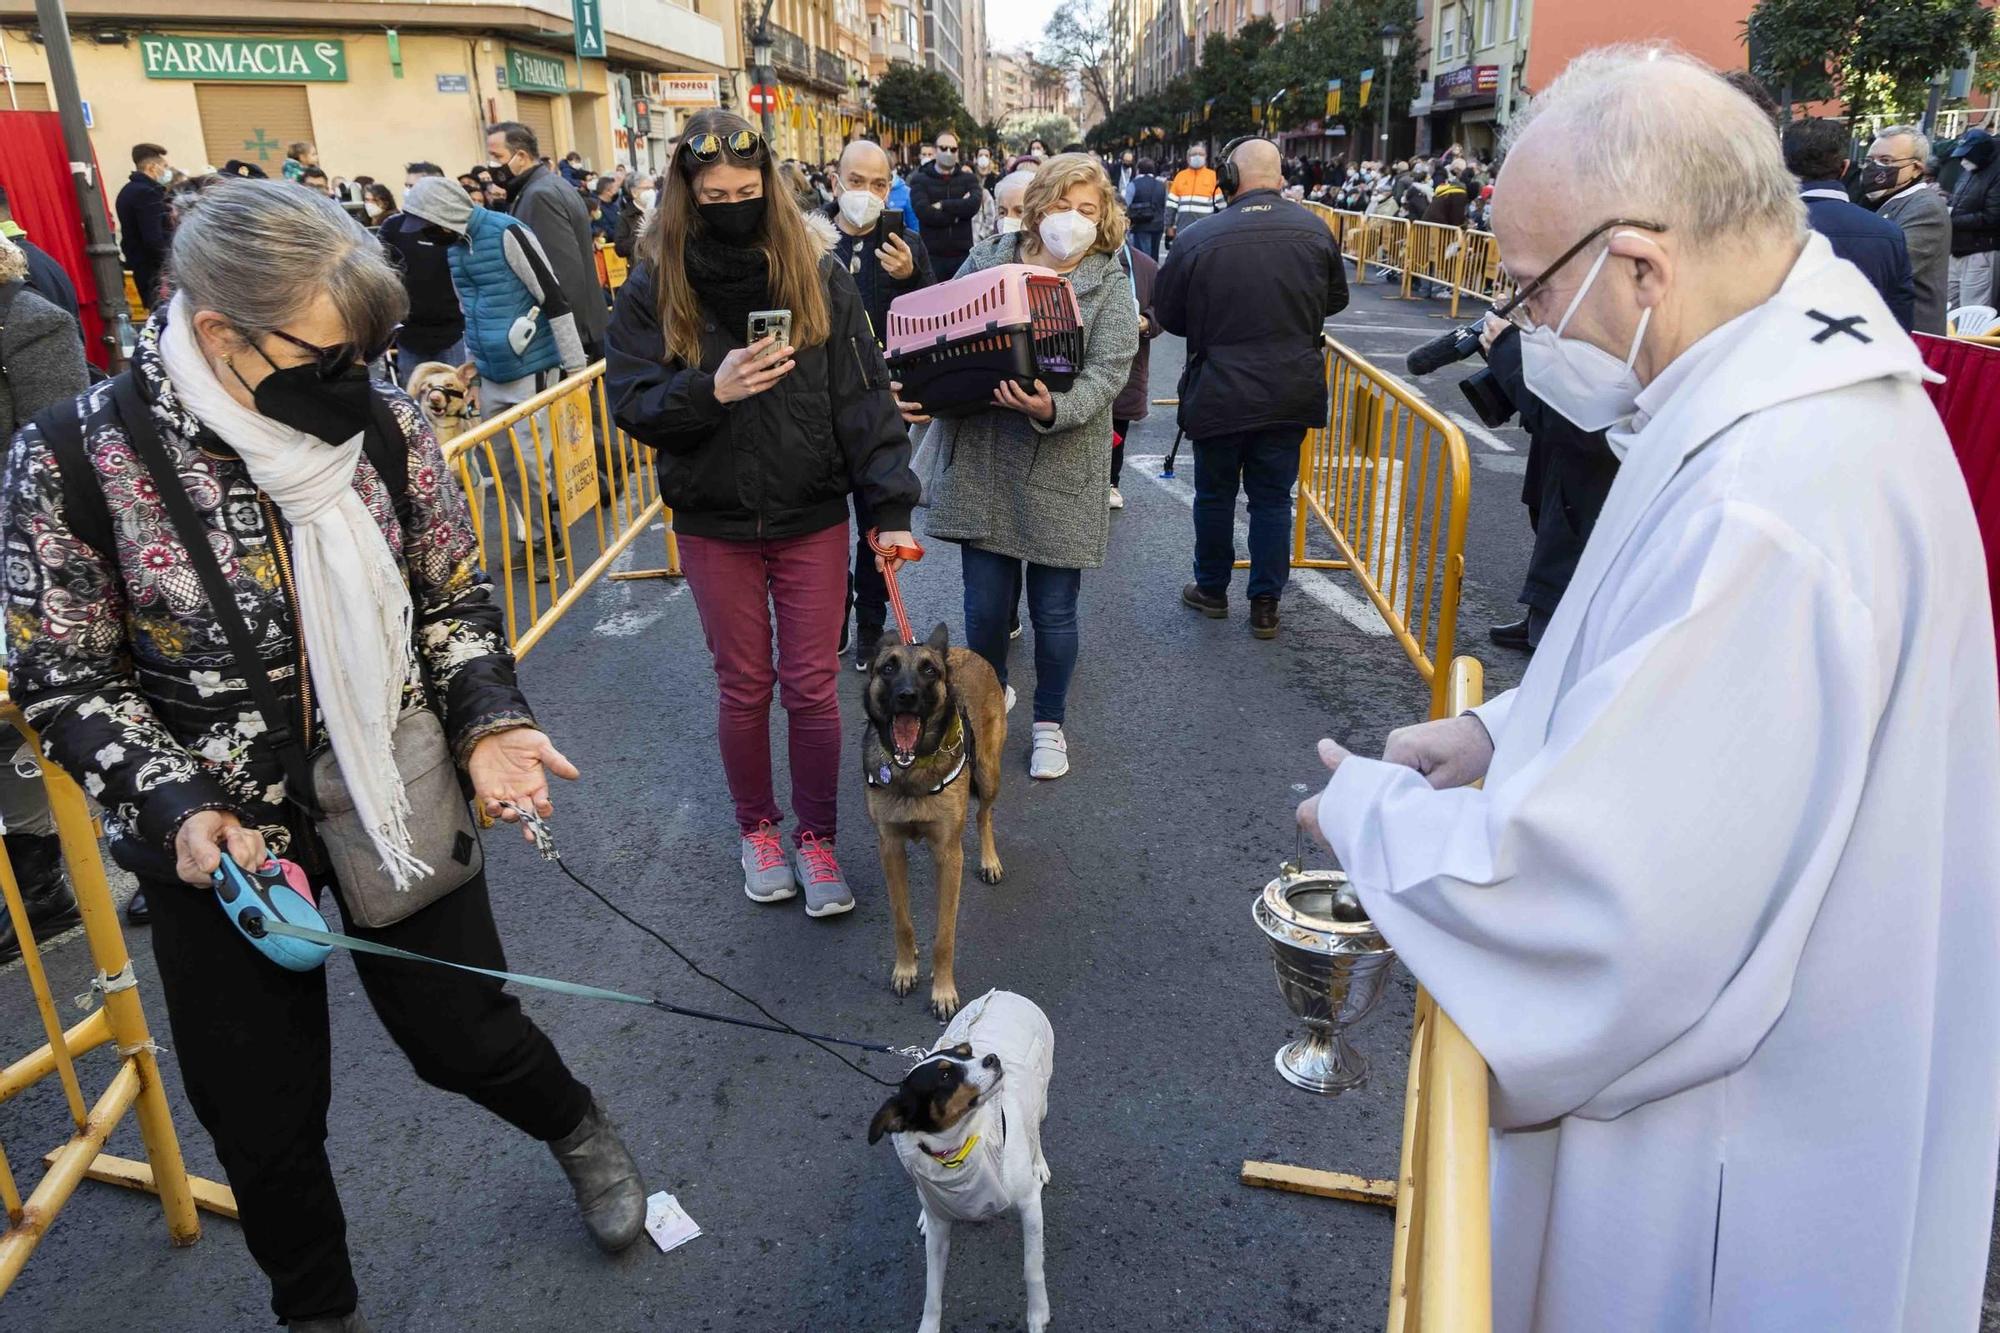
top-left (863, 623), bottom-right (1006, 1018)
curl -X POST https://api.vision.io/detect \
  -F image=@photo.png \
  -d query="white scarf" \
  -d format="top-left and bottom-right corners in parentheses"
top-left (159, 296), bottom-right (430, 889)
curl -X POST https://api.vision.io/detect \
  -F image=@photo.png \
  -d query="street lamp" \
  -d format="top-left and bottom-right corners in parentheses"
top-left (1378, 22), bottom-right (1403, 160)
top-left (752, 0), bottom-right (777, 142)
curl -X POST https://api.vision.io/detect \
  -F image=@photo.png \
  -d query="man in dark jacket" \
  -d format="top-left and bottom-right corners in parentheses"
top-left (1783, 118), bottom-right (1916, 330)
top-left (1948, 127), bottom-right (2000, 310)
top-left (488, 122), bottom-right (608, 357)
top-left (1124, 158), bottom-right (1168, 259)
top-left (905, 131), bottom-right (982, 277)
top-left (115, 142), bottom-right (173, 311)
top-left (380, 165), bottom-right (468, 384)
top-left (825, 138), bottom-right (936, 666)
top-left (1156, 137), bottom-right (1349, 640)
top-left (1865, 125), bottom-right (1951, 336)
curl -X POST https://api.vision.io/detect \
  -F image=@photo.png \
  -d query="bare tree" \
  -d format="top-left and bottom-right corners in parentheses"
top-left (1041, 0), bottom-right (1116, 118)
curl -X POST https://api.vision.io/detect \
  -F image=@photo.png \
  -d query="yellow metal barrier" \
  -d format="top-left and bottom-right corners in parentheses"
top-left (1297, 336), bottom-right (1471, 719)
top-left (594, 241), bottom-right (630, 294)
top-left (1445, 230), bottom-right (1514, 319)
top-left (1384, 654), bottom-right (1493, 1333)
top-left (0, 703), bottom-right (236, 1295)
top-left (1398, 221), bottom-right (1466, 305)
top-left (442, 363), bottom-right (681, 658)
top-left (1357, 215), bottom-right (1411, 285)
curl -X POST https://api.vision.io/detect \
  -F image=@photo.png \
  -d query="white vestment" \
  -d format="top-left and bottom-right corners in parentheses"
top-left (1317, 233), bottom-right (2000, 1332)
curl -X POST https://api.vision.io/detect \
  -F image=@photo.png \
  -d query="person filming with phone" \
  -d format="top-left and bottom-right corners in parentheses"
top-left (607, 110), bottom-right (919, 920)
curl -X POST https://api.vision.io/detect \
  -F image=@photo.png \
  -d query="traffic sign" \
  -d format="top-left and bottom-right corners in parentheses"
top-left (747, 84), bottom-right (776, 115)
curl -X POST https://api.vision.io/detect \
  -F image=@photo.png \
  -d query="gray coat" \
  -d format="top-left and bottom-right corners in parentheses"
top-left (1878, 184), bottom-right (1953, 336)
top-left (923, 235), bottom-right (1140, 569)
top-left (506, 163), bottom-right (608, 351)
top-left (0, 284), bottom-right (87, 441)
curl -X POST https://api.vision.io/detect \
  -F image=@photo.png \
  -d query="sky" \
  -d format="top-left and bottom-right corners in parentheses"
top-left (985, 0), bottom-right (1060, 57)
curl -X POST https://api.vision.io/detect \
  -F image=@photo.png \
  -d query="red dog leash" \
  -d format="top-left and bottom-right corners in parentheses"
top-left (866, 528), bottom-right (926, 645)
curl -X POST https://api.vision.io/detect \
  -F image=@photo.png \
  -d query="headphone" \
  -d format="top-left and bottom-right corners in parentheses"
top-left (1215, 135), bottom-right (1272, 199)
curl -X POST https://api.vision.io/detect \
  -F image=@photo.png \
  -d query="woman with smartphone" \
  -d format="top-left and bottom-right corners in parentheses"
top-left (606, 109), bottom-right (919, 921)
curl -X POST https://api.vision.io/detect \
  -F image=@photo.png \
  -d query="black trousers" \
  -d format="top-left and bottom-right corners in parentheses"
top-left (1112, 418), bottom-right (1130, 486)
top-left (148, 861), bottom-right (592, 1322)
top-left (849, 491), bottom-right (890, 633)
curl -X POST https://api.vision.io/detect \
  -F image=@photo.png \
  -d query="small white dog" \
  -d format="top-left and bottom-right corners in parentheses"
top-left (869, 990), bottom-right (1054, 1333)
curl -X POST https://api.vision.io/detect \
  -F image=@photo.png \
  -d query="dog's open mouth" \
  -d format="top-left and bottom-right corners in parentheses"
top-left (892, 715), bottom-right (921, 767)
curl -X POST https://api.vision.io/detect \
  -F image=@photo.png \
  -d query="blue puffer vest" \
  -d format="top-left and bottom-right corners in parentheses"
top-left (449, 207), bottom-right (558, 383)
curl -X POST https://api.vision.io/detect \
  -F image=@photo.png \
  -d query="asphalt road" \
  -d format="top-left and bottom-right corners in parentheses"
top-left (0, 274), bottom-right (1877, 1331)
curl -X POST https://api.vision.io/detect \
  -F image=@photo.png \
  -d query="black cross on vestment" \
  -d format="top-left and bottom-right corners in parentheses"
top-left (1805, 309), bottom-right (1871, 344)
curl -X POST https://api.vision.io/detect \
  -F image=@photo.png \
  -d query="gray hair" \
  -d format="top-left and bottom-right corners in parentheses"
top-left (1872, 123), bottom-right (1932, 165)
top-left (1504, 45), bottom-right (1806, 253)
top-left (169, 177), bottom-right (407, 351)
top-left (995, 169), bottom-right (1037, 208)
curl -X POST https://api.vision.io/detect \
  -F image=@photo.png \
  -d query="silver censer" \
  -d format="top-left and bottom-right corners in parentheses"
top-left (1252, 866), bottom-right (1396, 1094)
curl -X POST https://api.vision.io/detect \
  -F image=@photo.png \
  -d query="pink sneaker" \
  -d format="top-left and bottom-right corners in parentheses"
top-left (740, 822), bottom-right (797, 903)
top-left (792, 832), bottom-right (855, 918)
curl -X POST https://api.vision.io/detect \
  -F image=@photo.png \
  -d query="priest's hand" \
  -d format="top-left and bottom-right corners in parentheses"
top-left (1295, 738), bottom-right (1350, 851)
top-left (1381, 714), bottom-right (1494, 789)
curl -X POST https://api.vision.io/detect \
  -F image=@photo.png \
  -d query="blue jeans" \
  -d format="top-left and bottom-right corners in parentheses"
top-left (1131, 230), bottom-right (1161, 260)
top-left (394, 338), bottom-right (467, 389)
top-left (960, 545), bottom-right (1081, 726)
top-left (1192, 427), bottom-right (1304, 602)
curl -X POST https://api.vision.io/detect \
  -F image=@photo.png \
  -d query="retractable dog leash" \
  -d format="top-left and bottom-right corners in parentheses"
top-left (217, 805), bottom-right (931, 1086)
top-left (866, 528), bottom-right (926, 645)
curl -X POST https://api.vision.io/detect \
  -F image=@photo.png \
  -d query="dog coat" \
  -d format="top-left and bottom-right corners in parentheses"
top-left (893, 990), bottom-right (1054, 1224)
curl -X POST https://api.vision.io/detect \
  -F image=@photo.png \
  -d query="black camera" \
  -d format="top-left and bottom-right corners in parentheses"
top-left (1405, 315), bottom-right (1518, 429)
top-left (1460, 366), bottom-right (1516, 428)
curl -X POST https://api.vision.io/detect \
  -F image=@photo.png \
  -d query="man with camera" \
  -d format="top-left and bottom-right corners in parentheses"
top-left (1156, 137), bottom-right (1348, 639)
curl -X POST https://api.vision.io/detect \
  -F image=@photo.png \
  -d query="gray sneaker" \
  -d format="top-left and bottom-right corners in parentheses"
top-left (793, 832), bottom-right (855, 918)
top-left (741, 822), bottom-right (798, 903)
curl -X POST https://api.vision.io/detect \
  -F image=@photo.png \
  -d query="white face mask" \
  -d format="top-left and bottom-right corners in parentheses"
top-left (1037, 210), bottom-right (1097, 261)
top-left (1188, 154), bottom-right (1206, 169)
top-left (839, 188), bottom-right (885, 230)
top-left (636, 190), bottom-right (656, 213)
top-left (1518, 244), bottom-right (1652, 433)
top-left (976, 155), bottom-right (992, 171)
top-left (998, 216), bottom-right (1024, 233)
top-left (365, 202), bottom-right (385, 219)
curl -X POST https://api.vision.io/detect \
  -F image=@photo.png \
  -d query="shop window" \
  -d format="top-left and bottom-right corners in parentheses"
top-left (194, 83), bottom-right (314, 175)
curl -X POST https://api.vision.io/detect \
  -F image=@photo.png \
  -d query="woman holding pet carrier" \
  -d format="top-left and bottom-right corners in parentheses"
top-left (901, 153), bottom-right (1141, 780)
top-left (606, 109), bottom-right (919, 919)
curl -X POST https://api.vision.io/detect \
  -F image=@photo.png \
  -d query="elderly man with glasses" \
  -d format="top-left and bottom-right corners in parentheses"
top-left (1864, 124), bottom-right (1952, 335)
top-left (1298, 47), bottom-right (2000, 1332)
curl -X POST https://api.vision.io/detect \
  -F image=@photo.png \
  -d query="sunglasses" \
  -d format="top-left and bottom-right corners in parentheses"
top-left (683, 130), bottom-right (764, 165)
top-left (258, 325), bottom-right (401, 379)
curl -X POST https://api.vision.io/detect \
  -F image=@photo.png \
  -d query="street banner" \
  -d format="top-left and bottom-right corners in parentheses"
top-left (1358, 68), bottom-right (1374, 108)
top-left (1326, 79), bottom-right (1341, 116)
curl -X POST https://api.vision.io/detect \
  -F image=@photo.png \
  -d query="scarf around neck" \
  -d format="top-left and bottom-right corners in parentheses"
top-left (158, 296), bottom-right (430, 890)
top-left (685, 234), bottom-right (772, 343)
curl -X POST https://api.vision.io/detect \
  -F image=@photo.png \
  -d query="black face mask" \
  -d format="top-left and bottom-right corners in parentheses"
top-left (1859, 162), bottom-right (1910, 198)
top-left (698, 197), bottom-right (767, 243)
top-left (254, 362), bottom-right (376, 444)
top-left (487, 158), bottom-right (515, 187)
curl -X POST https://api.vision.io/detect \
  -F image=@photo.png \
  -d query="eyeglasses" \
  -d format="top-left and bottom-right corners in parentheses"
top-left (257, 325), bottom-right (401, 379)
top-left (1492, 217), bottom-right (1668, 333)
top-left (683, 130), bottom-right (764, 165)
top-left (1864, 154), bottom-right (1921, 169)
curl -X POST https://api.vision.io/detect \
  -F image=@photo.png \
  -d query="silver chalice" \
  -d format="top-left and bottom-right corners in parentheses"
top-left (1252, 865), bottom-right (1396, 1094)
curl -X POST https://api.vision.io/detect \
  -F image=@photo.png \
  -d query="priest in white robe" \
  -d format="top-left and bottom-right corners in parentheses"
top-left (1301, 47), bottom-right (2000, 1333)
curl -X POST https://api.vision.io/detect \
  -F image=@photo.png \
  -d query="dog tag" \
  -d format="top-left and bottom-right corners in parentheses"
top-left (878, 764), bottom-right (893, 786)
top-left (644, 1191), bottom-right (703, 1254)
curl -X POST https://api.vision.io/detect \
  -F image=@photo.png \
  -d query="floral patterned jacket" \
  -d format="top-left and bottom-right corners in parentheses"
top-left (1, 316), bottom-right (533, 879)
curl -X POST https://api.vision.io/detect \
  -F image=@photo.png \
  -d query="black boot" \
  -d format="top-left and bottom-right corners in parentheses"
top-left (1181, 582), bottom-right (1228, 618)
top-left (1249, 597), bottom-right (1281, 640)
top-left (853, 622), bottom-right (885, 672)
top-left (125, 887), bottom-right (150, 926)
top-left (1489, 616), bottom-right (1531, 649)
top-left (1, 834), bottom-right (80, 959)
top-left (548, 1098), bottom-right (646, 1253)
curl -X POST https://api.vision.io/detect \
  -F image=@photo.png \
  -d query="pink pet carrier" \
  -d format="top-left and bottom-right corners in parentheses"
top-left (883, 263), bottom-right (1085, 417)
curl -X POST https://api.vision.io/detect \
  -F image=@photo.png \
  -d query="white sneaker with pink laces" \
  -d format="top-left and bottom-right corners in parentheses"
top-left (740, 822), bottom-right (798, 903)
top-left (792, 832), bottom-right (855, 918)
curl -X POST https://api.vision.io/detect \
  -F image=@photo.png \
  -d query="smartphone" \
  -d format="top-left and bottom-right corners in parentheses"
top-left (748, 309), bottom-right (793, 357)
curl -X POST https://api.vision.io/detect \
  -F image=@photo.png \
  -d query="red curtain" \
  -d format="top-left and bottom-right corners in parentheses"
top-left (1916, 333), bottom-right (2000, 648)
top-left (0, 109), bottom-right (109, 367)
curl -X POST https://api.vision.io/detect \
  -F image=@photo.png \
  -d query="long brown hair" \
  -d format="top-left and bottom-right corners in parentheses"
top-left (644, 109), bottom-right (830, 365)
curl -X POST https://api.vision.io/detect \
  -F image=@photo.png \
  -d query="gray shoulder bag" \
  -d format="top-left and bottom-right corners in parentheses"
top-left (115, 372), bottom-right (482, 927)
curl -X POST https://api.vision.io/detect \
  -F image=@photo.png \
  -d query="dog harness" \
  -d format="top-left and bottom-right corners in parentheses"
top-left (868, 707), bottom-right (972, 795)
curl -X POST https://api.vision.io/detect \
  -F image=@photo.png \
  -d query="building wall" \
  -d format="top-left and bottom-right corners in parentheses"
top-left (925, 0), bottom-right (966, 95)
top-left (1524, 0), bottom-right (1749, 92)
top-left (962, 0), bottom-right (988, 123)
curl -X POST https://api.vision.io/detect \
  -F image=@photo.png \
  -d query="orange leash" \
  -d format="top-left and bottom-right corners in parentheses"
top-left (866, 528), bottom-right (926, 645)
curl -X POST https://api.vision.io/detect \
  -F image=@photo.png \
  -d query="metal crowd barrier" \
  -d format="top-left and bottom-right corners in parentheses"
top-left (1399, 220), bottom-right (1468, 306)
top-left (1298, 334), bottom-right (1472, 719)
top-left (441, 363), bottom-right (681, 658)
top-left (593, 241), bottom-right (630, 294)
top-left (0, 701), bottom-right (235, 1295)
top-left (1384, 654), bottom-right (1493, 1332)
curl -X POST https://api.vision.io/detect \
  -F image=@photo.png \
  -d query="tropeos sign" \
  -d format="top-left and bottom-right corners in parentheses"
top-left (141, 36), bottom-right (348, 82)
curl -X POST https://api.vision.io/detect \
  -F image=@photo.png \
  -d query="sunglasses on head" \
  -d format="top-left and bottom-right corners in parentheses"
top-left (683, 130), bottom-right (764, 165)
top-left (257, 325), bottom-right (401, 379)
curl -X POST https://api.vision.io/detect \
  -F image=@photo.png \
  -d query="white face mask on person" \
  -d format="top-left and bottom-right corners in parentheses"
top-left (1037, 210), bottom-right (1098, 261)
top-left (839, 189), bottom-right (885, 230)
top-left (1519, 243), bottom-right (1652, 433)
top-left (1188, 154), bottom-right (1206, 169)
top-left (998, 216), bottom-right (1024, 234)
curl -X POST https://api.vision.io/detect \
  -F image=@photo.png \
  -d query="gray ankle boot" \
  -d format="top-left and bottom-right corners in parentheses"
top-left (548, 1098), bottom-right (646, 1253)
top-left (288, 1313), bottom-right (370, 1332)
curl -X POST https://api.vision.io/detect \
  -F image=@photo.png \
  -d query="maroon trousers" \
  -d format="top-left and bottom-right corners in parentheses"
top-left (677, 522), bottom-right (849, 842)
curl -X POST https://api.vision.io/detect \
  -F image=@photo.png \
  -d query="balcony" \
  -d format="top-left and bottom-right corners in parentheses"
top-left (743, 14), bottom-right (849, 93)
top-left (817, 47), bottom-right (847, 86)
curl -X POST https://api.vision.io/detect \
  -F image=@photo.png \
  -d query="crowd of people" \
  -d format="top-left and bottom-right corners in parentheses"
top-left (3, 50), bottom-right (1998, 1332)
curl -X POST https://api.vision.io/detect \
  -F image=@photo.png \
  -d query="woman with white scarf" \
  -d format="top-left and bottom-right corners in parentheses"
top-left (0, 179), bottom-right (644, 1332)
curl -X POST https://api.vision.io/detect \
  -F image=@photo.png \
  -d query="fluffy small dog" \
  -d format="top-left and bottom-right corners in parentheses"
top-left (863, 623), bottom-right (1006, 1018)
top-left (870, 990), bottom-right (1054, 1333)
top-left (406, 360), bottom-right (479, 439)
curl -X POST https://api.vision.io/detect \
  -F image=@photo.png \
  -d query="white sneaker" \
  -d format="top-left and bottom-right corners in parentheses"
top-left (1004, 685), bottom-right (1018, 714)
top-left (1108, 486), bottom-right (1124, 510)
top-left (1029, 723), bottom-right (1069, 780)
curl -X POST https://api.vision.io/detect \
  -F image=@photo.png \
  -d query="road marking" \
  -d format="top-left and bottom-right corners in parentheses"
top-left (1125, 459), bottom-right (1391, 639)
top-left (589, 523), bottom-right (686, 638)
top-left (1447, 411), bottom-right (1515, 452)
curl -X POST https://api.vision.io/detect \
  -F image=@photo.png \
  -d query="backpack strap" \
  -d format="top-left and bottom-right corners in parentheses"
top-left (362, 390), bottom-right (412, 531)
top-left (26, 375), bottom-right (116, 564)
